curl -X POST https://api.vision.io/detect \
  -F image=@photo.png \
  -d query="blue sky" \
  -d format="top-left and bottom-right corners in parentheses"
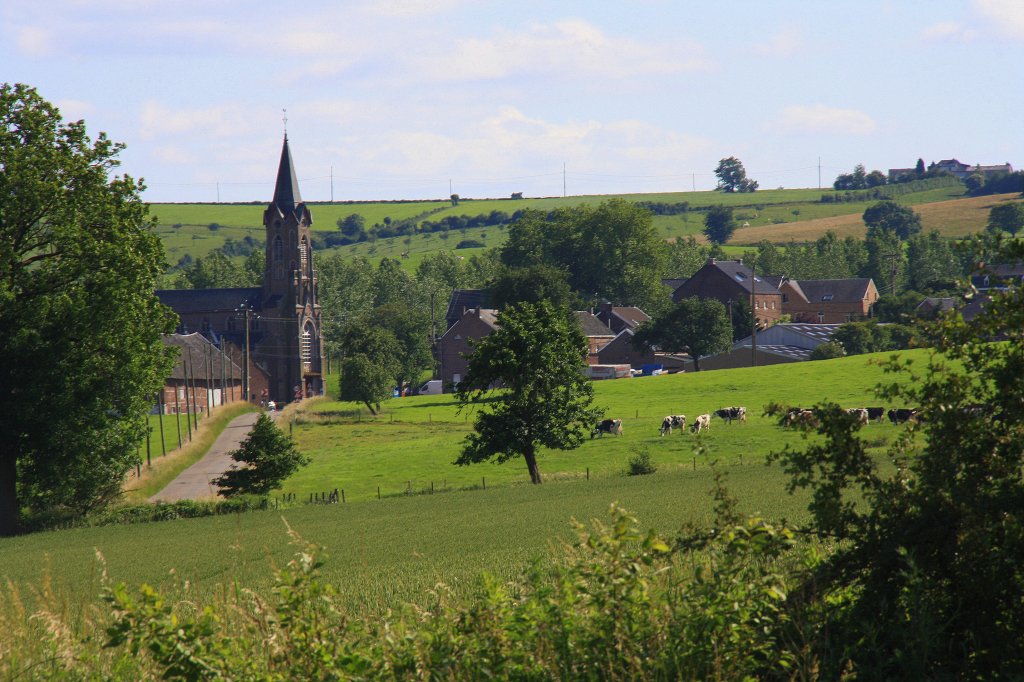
top-left (4, 0), bottom-right (1022, 203)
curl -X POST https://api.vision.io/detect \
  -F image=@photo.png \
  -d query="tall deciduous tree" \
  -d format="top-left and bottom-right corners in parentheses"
top-left (632, 297), bottom-right (732, 371)
top-left (703, 205), bottom-right (736, 245)
top-left (456, 302), bottom-right (599, 484)
top-left (714, 157), bottom-right (758, 193)
top-left (986, 201), bottom-right (1024, 237)
top-left (862, 201), bottom-right (922, 240)
top-left (214, 414), bottom-right (308, 497)
top-left (0, 84), bottom-right (176, 535)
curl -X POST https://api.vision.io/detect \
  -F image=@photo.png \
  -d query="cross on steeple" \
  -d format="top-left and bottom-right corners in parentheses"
top-left (282, 108), bottom-right (288, 137)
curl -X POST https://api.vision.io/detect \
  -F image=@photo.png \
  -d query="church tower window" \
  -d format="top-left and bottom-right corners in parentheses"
top-left (301, 322), bottom-right (314, 363)
top-left (299, 236), bottom-right (309, 268)
top-left (273, 235), bottom-right (283, 261)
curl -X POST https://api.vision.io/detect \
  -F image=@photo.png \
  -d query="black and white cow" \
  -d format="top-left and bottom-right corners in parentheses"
top-left (592, 418), bottom-right (623, 438)
top-left (691, 413), bottom-right (711, 434)
top-left (888, 408), bottom-right (918, 425)
top-left (713, 406), bottom-right (747, 424)
top-left (866, 407), bottom-right (885, 423)
top-left (846, 408), bottom-right (869, 426)
top-left (659, 414), bottom-right (686, 436)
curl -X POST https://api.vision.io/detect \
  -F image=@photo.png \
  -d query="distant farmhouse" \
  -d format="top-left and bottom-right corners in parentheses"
top-left (156, 136), bottom-right (326, 403)
top-left (889, 158), bottom-right (1013, 182)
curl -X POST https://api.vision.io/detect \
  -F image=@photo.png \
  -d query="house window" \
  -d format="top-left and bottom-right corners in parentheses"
top-left (782, 294), bottom-right (788, 303)
top-left (817, 312), bottom-right (825, 323)
top-left (822, 294), bottom-right (834, 301)
top-left (845, 314), bottom-right (853, 322)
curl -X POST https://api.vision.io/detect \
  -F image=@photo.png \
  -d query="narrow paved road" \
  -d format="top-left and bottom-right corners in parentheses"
top-left (150, 410), bottom-right (269, 502)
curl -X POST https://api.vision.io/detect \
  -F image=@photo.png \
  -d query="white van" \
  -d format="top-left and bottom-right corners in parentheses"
top-left (419, 379), bottom-right (444, 395)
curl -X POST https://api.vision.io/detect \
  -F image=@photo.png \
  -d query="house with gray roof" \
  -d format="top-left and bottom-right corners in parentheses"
top-left (670, 259), bottom-right (783, 328)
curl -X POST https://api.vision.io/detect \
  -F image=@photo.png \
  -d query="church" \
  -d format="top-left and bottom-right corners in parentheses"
top-left (156, 135), bottom-right (326, 403)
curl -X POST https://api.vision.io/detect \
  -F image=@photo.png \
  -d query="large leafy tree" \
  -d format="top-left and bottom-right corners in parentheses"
top-left (862, 200), bottom-right (922, 240)
top-left (214, 414), bottom-right (308, 497)
top-left (702, 205), bottom-right (736, 245)
top-left (488, 264), bottom-right (577, 311)
top-left (499, 199), bottom-right (666, 311)
top-left (767, 239), bottom-right (1024, 677)
top-left (0, 84), bottom-right (176, 535)
top-left (456, 302), bottom-right (599, 484)
top-left (337, 326), bottom-right (401, 414)
top-left (714, 156), bottom-right (758, 193)
top-left (986, 201), bottom-right (1024, 237)
top-left (632, 297), bottom-right (732, 371)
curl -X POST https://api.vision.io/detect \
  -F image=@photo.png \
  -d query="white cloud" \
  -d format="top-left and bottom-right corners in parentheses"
top-left (152, 145), bottom-right (196, 164)
top-left (14, 26), bottom-right (55, 57)
top-left (755, 27), bottom-right (803, 57)
top-left (403, 18), bottom-right (709, 83)
top-left (363, 0), bottom-right (469, 18)
top-left (921, 21), bottom-right (978, 42)
top-left (974, 0), bottom-right (1024, 38)
top-left (138, 101), bottom-right (256, 139)
top-left (767, 104), bottom-right (876, 136)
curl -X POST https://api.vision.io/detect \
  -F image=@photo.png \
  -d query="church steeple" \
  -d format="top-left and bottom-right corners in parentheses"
top-left (272, 135), bottom-right (303, 212)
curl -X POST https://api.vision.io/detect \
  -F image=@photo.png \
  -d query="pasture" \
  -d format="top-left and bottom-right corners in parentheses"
top-left (0, 350), bottom-right (927, 613)
top-left (285, 349), bottom-right (926, 501)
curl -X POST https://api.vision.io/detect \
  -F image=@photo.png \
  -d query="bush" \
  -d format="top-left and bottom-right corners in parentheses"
top-left (455, 239), bottom-right (484, 249)
top-left (626, 448), bottom-right (657, 475)
top-left (810, 341), bottom-right (846, 360)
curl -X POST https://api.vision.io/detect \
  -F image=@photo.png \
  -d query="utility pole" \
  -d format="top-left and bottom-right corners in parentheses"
top-left (330, 165), bottom-right (334, 203)
top-left (692, 173), bottom-right (696, 192)
top-left (239, 303), bottom-right (253, 403)
top-left (818, 157), bottom-right (821, 189)
top-left (750, 263), bottom-right (757, 368)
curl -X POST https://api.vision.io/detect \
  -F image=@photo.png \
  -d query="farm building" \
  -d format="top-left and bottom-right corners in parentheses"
top-left (156, 135), bottom-right (326, 403)
top-left (671, 259), bottom-right (784, 328)
top-left (685, 323), bottom-right (842, 371)
top-left (159, 333), bottom-right (252, 415)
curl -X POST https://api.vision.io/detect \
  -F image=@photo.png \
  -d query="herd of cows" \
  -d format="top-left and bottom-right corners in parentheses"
top-left (590, 406), bottom-right (921, 439)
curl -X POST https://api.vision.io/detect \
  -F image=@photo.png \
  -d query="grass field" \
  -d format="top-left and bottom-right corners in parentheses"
top-left (0, 350), bottom-right (926, 613)
top-left (148, 184), bottom-right (995, 272)
top-left (284, 348), bottom-right (925, 501)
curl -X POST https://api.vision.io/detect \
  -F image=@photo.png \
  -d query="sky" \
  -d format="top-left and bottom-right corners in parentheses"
top-left (4, 0), bottom-right (1023, 203)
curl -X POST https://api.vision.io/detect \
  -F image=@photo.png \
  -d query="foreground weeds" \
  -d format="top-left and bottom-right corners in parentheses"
top-left (2, 505), bottom-right (804, 680)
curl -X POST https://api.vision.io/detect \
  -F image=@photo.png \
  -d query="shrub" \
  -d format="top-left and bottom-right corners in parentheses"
top-left (455, 239), bottom-right (484, 249)
top-left (626, 448), bottom-right (657, 475)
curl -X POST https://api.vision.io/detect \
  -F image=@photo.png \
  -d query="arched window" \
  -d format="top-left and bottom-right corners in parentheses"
top-left (301, 322), bottom-right (315, 363)
top-left (299, 236), bottom-right (309, 268)
top-left (273, 235), bottom-right (283, 261)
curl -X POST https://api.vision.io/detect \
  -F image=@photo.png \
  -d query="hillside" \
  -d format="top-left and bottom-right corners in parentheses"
top-left (148, 182), bottom-right (1000, 272)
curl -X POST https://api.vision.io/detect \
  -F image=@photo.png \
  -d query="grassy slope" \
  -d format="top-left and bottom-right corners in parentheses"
top-left (0, 350), bottom-right (925, 611)
top-left (150, 184), bottom-right (996, 272)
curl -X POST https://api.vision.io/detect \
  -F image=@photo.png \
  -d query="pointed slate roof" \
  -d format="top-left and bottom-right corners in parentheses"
top-left (708, 260), bottom-right (782, 295)
top-left (272, 135), bottom-right (302, 212)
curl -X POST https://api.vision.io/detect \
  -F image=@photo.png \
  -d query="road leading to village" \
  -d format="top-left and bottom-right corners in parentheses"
top-left (150, 409), bottom-right (277, 502)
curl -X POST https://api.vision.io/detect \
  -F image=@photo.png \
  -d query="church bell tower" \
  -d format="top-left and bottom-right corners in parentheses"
top-left (257, 134), bottom-right (324, 402)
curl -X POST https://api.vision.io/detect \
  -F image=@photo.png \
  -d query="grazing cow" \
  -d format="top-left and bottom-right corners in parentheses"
top-left (866, 407), bottom-right (885, 423)
top-left (782, 408), bottom-right (819, 428)
top-left (888, 408), bottom-right (918, 425)
top-left (659, 414), bottom-right (686, 436)
top-left (592, 418), bottom-right (623, 438)
top-left (846, 408), bottom-right (869, 426)
top-left (691, 413), bottom-right (711, 434)
top-left (713, 406), bottom-right (747, 424)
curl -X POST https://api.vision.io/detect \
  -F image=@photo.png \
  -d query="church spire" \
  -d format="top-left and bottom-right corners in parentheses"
top-left (272, 134), bottom-right (302, 212)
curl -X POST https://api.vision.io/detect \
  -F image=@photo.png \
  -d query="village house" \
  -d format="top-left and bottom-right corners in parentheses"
top-left (770, 277), bottom-right (879, 323)
top-left (671, 259), bottom-right (783, 328)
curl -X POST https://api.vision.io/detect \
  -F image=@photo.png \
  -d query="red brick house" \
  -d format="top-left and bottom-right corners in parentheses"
top-left (436, 308), bottom-right (499, 390)
top-left (671, 259), bottom-right (783, 328)
top-left (595, 302), bottom-right (650, 334)
top-left (775, 277), bottom-right (879, 323)
top-left (160, 333), bottom-right (251, 415)
top-left (574, 311), bottom-right (616, 362)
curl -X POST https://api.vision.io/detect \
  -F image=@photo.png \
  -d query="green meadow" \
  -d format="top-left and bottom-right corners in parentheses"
top-left (0, 350), bottom-right (926, 612)
top-left (148, 183), bottom-right (974, 271)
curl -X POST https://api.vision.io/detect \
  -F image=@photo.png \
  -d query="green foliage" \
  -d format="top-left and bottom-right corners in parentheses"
top-left (487, 263), bottom-right (577, 311)
top-left (809, 340), bottom-right (846, 360)
top-left (456, 302), bottom-right (599, 483)
top-left (99, 504), bottom-right (801, 680)
top-left (863, 200), bottom-right (923, 240)
top-left (626, 448), bottom-right (657, 475)
top-left (172, 249), bottom-right (255, 289)
top-left (873, 289), bottom-right (926, 322)
top-left (702, 204), bottom-right (736, 244)
top-left (832, 320), bottom-right (914, 355)
top-left (339, 353), bottom-right (395, 415)
top-left (500, 198), bottom-right (667, 310)
top-left (766, 241), bottom-right (1024, 676)
top-left (214, 414), bottom-right (309, 497)
top-left (906, 230), bottom-right (961, 292)
top-left (714, 156), bottom-right (758, 193)
top-left (633, 296), bottom-right (732, 371)
top-left (986, 200), bottom-right (1024, 236)
top-left (0, 83), bottom-right (177, 535)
